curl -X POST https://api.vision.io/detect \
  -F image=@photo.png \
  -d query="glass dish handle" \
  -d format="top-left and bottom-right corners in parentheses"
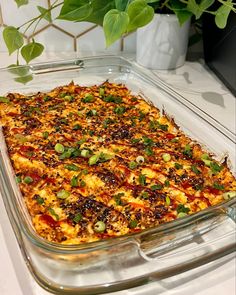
top-left (30, 207), bottom-right (235, 295)
top-left (30, 59), bottom-right (84, 74)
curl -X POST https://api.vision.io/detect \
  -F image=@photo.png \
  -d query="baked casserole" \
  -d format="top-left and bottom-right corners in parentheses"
top-left (0, 81), bottom-right (235, 245)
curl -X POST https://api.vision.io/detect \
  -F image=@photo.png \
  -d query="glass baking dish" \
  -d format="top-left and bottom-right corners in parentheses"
top-left (0, 56), bottom-right (235, 295)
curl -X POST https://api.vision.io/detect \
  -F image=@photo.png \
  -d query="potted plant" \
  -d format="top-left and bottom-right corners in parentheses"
top-left (2, 0), bottom-right (236, 69)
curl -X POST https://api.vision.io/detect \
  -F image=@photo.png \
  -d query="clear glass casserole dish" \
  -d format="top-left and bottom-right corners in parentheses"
top-left (0, 55), bottom-right (235, 294)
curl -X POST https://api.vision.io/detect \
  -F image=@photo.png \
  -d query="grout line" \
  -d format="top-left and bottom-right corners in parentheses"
top-left (76, 25), bottom-right (97, 39)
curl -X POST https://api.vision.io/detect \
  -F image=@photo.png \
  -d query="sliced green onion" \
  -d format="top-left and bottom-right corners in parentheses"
top-left (23, 176), bottom-right (33, 184)
top-left (99, 87), bottom-right (105, 97)
top-left (14, 134), bottom-right (28, 143)
top-left (73, 213), bottom-right (82, 223)
top-left (139, 174), bottom-right (146, 186)
top-left (145, 147), bottom-right (153, 156)
top-left (73, 124), bottom-right (82, 130)
top-left (114, 106), bottom-right (126, 115)
top-left (94, 221), bottom-right (106, 233)
top-left (183, 144), bottom-right (192, 158)
top-left (81, 149), bottom-right (90, 157)
top-left (65, 164), bottom-right (80, 171)
top-left (151, 184), bottom-right (163, 190)
top-left (80, 180), bottom-right (86, 187)
top-left (83, 94), bottom-right (94, 103)
top-left (191, 165), bottom-right (201, 175)
top-left (129, 161), bottom-right (138, 169)
top-left (88, 154), bottom-right (100, 165)
top-left (162, 153), bottom-right (171, 162)
top-left (36, 195), bottom-right (44, 205)
top-left (0, 96), bottom-right (10, 103)
top-left (201, 154), bottom-right (212, 166)
top-left (177, 204), bottom-right (190, 214)
top-left (177, 212), bottom-right (188, 218)
top-left (81, 169), bottom-right (88, 175)
top-left (175, 163), bottom-right (183, 170)
top-left (136, 155), bottom-right (145, 164)
top-left (142, 136), bottom-right (154, 146)
top-left (42, 131), bottom-right (49, 139)
top-left (57, 190), bottom-right (70, 199)
top-left (210, 162), bottom-right (222, 174)
top-left (99, 152), bottom-right (114, 162)
top-left (43, 96), bottom-right (50, 102)
top-left (222, 191), bottom-right (236, 200)
top-left (71, 176), bottom-right (78, 187)
top-left (16, 176), bottom-right (22, 184)
top-left (55, 143), bottom-right (64, 154)
top-left (77, 138), bottom-right (86, 146)
top-left (64, 95), bottom-right (73, 102)
top-left (165, 196), bottom-right (171, 206)
top-left (213, 182), bottom-right (225, 190)
top-left (48, 208), bottom-right (59, 220)
top-left (129, 220), bottom-right (138, 229)
top-left (164, 180), bottom-right (170, 187)
top-left (140, 191), bottom-right (149, 199)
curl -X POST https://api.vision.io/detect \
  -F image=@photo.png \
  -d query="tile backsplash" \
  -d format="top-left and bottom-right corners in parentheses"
top-left (0, 0), bottom-right (136, 55)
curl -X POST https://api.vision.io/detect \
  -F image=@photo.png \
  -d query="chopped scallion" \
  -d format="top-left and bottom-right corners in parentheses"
top-left (57, 190), bottom-right (70, 199)
top-left (129, 161), bottom-right (138, 169)
top-left (73, 213), bottom-right (82, 223)
top-left (23, 176), bottom-right (33, 184)
top-left (88, 154), bottom-right (100, 165)
top-left (222, 191), bottom-right (236, 200)
top-left (65, 164), bottom-right (80, 171)
top-left (94, 221), bottom-right (106, 233)
top-left (165, 196), bottom-right (171, 206)
top-left (136, 155), bottom-right (145, 164)
top-left (55, 143), bottom-right (64, 154)
top-left (162, 153), bottom-right (171, 162)
top-left (81, 149), bottom-right (90, 157)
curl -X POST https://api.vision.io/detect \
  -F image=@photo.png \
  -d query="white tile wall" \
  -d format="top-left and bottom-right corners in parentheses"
top-left (0, 0), bottom-right (136, 59)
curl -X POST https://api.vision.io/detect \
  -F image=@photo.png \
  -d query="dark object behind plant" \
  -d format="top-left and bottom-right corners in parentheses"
top-left (203, 11), bottom-right (236, 96)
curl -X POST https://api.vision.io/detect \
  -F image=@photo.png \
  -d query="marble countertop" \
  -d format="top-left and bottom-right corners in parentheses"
top-left (0, 52), bottom-right (235, 295)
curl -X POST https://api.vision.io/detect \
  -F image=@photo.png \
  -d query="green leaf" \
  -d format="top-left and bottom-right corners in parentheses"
top-left (57, 0), bottom-right (93, 21)
top-left (3, 26), bottom-right (24, 55)
top-left (187, 0), bottom-right (202, 19)
top-left (21, 42), bottom-right (44, 63)
top-left (0, 97), bottom-right (10, 103)
top-left (8, 64), bottom-right (30, 76)
top-left (187, 0), bottom-right (214, 20)
top-left (169, 0), bottom-right (192, 25)
top-left (115, 0), bottom-right (129, 11)
top-left (14, 74), bottom-right (33, 84)
top-left (15, 0), bottom-right (29, 8)
top-left (37, 6), bottom-right (52, 22)
top-left (199, 0), bottom-right (214, 11)
top-left (127, 0), bottom-right (154, 32)
top-left (103, 9), bottom-right (129, 47)
top-left (215, 3), bottom-right (232, 29)
top-left (85, 0), bottom-right (116, 26)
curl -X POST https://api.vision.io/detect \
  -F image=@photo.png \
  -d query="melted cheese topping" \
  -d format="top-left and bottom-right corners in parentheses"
top-left (0, 81), bottom-right (235, 245)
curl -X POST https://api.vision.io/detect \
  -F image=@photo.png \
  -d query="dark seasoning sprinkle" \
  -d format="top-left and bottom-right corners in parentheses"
top-left (0, 81), bottom-right (235, 244)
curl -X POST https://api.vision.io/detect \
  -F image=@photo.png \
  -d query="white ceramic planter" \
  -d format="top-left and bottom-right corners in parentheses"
top-left (136, 14), bottom-right (191, 70)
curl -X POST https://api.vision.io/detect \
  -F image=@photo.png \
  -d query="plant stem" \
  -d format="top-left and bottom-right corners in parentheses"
top-left (19, 1), bottom-right (63, 34)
